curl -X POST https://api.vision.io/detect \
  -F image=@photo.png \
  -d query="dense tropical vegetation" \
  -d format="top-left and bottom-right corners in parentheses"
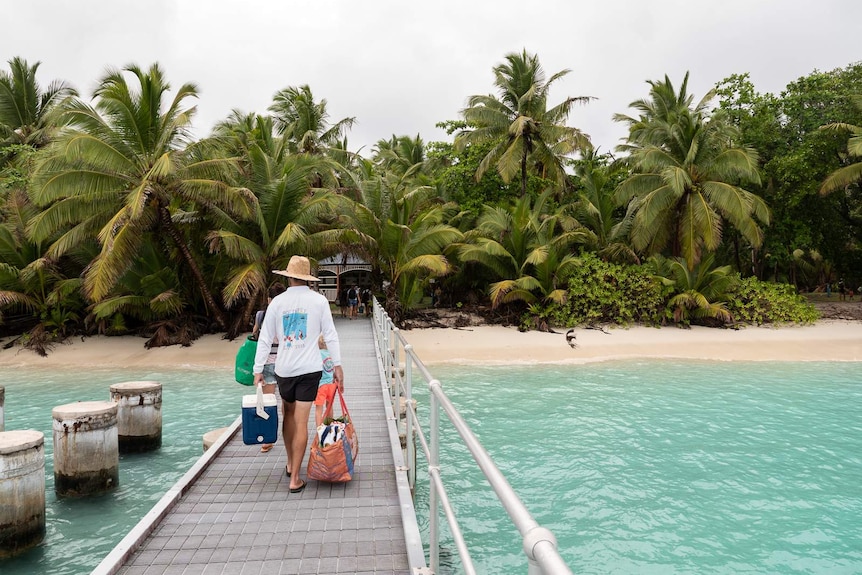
top-left (2, 51), bottom-right (859, 354)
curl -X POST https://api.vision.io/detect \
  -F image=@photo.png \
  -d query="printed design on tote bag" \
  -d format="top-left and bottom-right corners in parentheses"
top-left (282, 310), bottom-right (309, 348)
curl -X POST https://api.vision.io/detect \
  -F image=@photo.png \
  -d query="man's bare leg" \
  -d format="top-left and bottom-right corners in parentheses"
top-left (288, 400), bottom-right (313, 490)
top-left (282, 399), bottom-right (294, 473)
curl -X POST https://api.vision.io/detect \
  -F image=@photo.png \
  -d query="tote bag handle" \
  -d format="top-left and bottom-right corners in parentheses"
top-left (322, 387), bottom-right (351, 422)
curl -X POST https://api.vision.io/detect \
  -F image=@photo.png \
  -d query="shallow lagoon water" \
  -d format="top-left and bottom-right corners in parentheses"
top-left (0, 366), bottom-right (238, 575)
top-left (1, 360), bottom-right (860, 574)
top-left (416, 361), bottom-right (862, 574)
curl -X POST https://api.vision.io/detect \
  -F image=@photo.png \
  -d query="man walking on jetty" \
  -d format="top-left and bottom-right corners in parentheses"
top-left (253, 255), bottom-right (344, 493)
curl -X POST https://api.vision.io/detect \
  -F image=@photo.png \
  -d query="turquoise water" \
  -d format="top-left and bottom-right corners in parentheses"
top-left (414, 361), bottom-right (862, 575)
top-left (2, 361), bottom-right (860, 574)
top-left (0, 366), bottom-right (239, 575)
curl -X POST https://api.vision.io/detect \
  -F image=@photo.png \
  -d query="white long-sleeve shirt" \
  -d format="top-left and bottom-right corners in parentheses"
top-left (252, 285), bottom-right (342, 378)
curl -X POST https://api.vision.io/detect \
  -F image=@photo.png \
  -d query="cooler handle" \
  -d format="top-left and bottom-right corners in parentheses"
top-left (255, 381), bottom-right (270, 420)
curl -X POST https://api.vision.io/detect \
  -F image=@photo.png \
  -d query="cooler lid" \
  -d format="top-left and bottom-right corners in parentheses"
top-left (243, 393), bottom-right (278, 408)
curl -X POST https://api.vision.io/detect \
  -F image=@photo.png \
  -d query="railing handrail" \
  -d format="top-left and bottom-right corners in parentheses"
top-left (371, 299), bottom-right (573, 575)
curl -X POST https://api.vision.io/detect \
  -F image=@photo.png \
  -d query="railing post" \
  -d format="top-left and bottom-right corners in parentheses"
top-left (374, 301), bottom-right (382, 345)
top-left (391, 327), bottom-right (401, 405)
top-left (383, 322), bottom-right (391, 394)
top-left (404, 345), bottom-right (415, 492)
top-left (393, 328), bottom-right (401, 377)
top-left (429, 378), bottom-right (441, 574)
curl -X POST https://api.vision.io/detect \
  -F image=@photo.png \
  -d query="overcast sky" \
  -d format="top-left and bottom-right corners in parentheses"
top-left (4, 1), bottom-right (861, 157)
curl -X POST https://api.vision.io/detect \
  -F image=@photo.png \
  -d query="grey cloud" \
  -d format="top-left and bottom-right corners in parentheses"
top-left (2, 0), bottom-right (860, 155)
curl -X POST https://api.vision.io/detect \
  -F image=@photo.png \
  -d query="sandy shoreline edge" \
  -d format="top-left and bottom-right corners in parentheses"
top-left (1, 320), bottom-right (860, 369)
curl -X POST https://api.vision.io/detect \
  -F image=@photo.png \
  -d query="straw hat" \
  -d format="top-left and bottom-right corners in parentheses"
top-left (273, 255), bottom-right (320, 282)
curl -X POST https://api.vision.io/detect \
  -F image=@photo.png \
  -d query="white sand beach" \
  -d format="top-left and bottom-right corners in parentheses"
top-left (0, 321), bottom-right (860, 369)
top-left (403, 321), bottom-right (862, 364)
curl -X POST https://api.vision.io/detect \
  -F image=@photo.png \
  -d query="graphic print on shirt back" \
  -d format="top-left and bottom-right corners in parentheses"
top-left (282, 310), bottom-right (308, 349)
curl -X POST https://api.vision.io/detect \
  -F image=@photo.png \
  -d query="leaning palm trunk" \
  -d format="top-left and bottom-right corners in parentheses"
top-left (384, 283), bottom-right (403, 326)
top-left (227, 290), bottom-right (261, 340)
top-left (158, 206), bottom-right (227, 329)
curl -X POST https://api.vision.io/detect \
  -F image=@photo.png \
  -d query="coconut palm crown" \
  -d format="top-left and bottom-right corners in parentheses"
top-left (29, 63), bottom-right (253, 328)
top-left (455, 49), bottom-right (591, 197)
top-left (820, 95), bottom-right (862, 195)
top-left (614, 72), bottom-right (770, 269)
top-left (0, 56), bottom-right (77, 149)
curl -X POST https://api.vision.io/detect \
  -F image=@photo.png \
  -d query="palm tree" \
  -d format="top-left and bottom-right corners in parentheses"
top-left (268, 85), bottom-right (355, 156)
top-left (29, 63), bottom-right (251, 330)
top-left (790, 248), bottom-right (827, 291)
top-left (572, 147), bottom-right (639, 263)
top-left (87, 240), bottom-right (193, 345)
top-left (455, 50), bottom-right (591, 197)
top-left (0, 57), bottom-right (77, 149)
top-left (334, 161), bottom-right (462, 323)
top-left (646, 253), bottom-right (737, 325)
top-left (373, 134), bottom-right (440, 181)
top-left (820, 95), bottom-right (862, 194)
top-left (458, 190), bottom-right (589, 317)
top-left (0, 187), bottom-right (87, 354)
top-left (0, 188), bottom-right (53, 321)
top-left (267, 85), bottom-right (360, 192)
top-left (614, 73), bottom-right (770, 269)
top-left (206, 114), bottom-right (341, 336)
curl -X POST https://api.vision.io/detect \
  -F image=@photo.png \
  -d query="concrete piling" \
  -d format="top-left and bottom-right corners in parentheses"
top-left (109, 381), bottom-right (162, 453)
top-left (0, 430), bottom-right (46, 558)
top-left (202, 426), bottom-right (230, 452)
top-left (52, 401), bottom-right (119, 496)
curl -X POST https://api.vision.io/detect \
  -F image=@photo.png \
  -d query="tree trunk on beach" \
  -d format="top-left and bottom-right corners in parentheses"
top-left (159, 206), bottom-right (228, 330)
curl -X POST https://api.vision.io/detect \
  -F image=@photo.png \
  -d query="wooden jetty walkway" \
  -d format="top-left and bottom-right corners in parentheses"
top-left (95, 317), bottom-right (421, 575)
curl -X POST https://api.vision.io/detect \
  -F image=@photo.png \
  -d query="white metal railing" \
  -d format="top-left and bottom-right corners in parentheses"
top-left (370, 299), bottom-right (574, 575)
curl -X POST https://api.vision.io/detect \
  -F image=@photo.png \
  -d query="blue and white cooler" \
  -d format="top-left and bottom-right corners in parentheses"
top-left (242, 387), bottom-right (278, 445)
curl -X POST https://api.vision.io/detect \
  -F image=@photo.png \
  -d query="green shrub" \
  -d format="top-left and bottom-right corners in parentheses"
top-left (529, 254), bottom-right (819, 330)
top-left (539, 253), bottom-right (669, 328)
top-left (725, 276), bottom-right (819, 324)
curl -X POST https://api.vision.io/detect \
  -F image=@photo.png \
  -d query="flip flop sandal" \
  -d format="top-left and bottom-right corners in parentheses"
top-left (289, 480), bottom-right (307, 493)
top-left (260, 444), bottom-right (274, 453)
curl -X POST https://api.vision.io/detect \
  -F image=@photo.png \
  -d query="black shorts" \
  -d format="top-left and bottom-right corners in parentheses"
top-left (276, 371), bottom-right (322, 403)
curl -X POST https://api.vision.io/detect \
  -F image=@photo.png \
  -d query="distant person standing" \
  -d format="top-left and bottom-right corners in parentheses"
top-left (347, 285), bottom-right (359, 319)
top-left (254, 256), bottom-right (344, 493)
top-left (361, 288), bottom-right (372, 317)
top-left (338, 286), bottom-right (348, 317)
top-left (838, 278), bottom-right (846, 301)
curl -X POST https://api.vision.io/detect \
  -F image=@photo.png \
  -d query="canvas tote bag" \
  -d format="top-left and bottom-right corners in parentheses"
top-left (307, 389), bottom-right (359, 482)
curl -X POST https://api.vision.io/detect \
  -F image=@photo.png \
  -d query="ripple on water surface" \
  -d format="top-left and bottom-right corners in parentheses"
top-left (416, 360), bottom-right (862, 575)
